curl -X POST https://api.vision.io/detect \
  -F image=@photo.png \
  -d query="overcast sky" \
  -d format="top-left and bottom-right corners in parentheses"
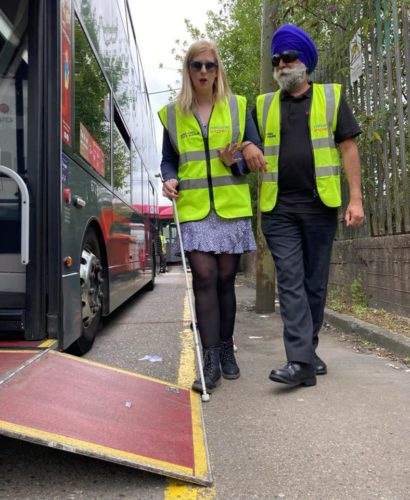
top-left (131, 0), bottom-right (219, 146)
top-left (130, 1), bottom-right (219, 204)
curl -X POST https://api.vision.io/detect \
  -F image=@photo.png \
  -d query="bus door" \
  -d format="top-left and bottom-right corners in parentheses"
top-left (0, 0), bottom-right (61, 340)
top-left (163, 222), bottom-right (181, 264)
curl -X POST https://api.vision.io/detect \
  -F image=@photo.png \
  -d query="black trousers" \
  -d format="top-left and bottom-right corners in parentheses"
top-left (262, 210), bottom-right (337, 364)
top-left (160, 253), bottom-right (167, 272)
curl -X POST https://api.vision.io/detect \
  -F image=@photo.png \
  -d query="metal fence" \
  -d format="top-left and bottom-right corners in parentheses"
top-left (315, 0), bottom-right (410, 239)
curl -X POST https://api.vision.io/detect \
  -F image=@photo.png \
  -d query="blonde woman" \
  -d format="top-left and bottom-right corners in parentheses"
top-left (159, 40), bottom-right (266, 393)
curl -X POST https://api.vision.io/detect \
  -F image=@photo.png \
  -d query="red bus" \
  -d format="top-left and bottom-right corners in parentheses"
top-left (0, 0), bottom-right (159, 354)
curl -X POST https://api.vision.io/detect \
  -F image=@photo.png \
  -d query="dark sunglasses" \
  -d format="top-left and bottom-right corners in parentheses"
top-left (189, 60), bottom-right (218, 72)
top-left (271, 50), bottom-right (300, 67)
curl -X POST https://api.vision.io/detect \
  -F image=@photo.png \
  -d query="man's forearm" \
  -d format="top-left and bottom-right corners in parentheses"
top-left (339, 138), bottom-right (362, 201)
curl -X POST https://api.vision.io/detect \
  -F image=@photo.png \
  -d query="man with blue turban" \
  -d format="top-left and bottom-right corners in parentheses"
top-left (254, 24), bottom-right (364, 387)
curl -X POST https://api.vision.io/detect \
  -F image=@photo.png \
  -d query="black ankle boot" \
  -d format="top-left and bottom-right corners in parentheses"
top-left (192, 346), bottom-right (222, 393)
top-left (220, 338), bottom-right (240, 379)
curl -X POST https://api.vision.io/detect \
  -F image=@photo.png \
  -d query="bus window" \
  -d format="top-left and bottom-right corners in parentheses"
top-left (74, 17), bottom-right (111, 183)
top-left (141, 166), bottom-right (149, 215)
top-left (113, 112), bottom-right (131, 203)
top-left (117, 0), bottom-right (129, 40)
top-left (131, 144), bottom-right (143, 207)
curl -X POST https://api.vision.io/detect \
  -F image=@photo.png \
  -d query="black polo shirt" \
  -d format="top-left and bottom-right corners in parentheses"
top-left (255, 85), bottom-right (361, 213)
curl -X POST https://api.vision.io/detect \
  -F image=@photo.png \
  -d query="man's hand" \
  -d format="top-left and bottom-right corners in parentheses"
top-left (344, 199), bottom-right (364, 227)
top-left (162, 178), bottom-right (179, 199)
top-left (242, 143), bottom-right (268, 172)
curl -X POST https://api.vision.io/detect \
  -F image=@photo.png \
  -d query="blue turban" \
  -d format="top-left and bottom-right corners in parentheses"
top-left (271, 24), bottom-right (318, 74)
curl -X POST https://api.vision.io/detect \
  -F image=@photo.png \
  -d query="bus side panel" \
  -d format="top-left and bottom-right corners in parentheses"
top-left (107, 202), bottom-right (148, 312)
top-left (61, 274), bottom-right (82, 350)
top-left (61, 155), bottom-right (99, 349)
top-left (61, 156), bottom-right (152, 348)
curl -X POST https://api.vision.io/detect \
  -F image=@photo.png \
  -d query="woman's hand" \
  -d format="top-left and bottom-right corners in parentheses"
top-left (241, 142), bottom-right (268, 173)
top-left (162, 178), bottom-right (179, 199)
top-left (217, 143), bottom-right (241, 166)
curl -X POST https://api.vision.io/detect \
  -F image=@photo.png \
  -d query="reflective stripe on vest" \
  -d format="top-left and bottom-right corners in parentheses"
top-left (179, 175), bottom-right (249, 190)
top-left (255, 91), bottom-right (280, 212)
top-left (257, 83), bottom-right (342, 212)
top-left (158, 95), bottom-right (252, 222)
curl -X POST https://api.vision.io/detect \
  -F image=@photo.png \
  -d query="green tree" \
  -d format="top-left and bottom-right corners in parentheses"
top-left (167, 0), bottom-right (364, 106)
top-left (203, 0), bottom-right (263, 107)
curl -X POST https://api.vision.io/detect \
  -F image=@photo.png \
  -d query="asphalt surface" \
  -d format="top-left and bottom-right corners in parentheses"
top-left (2, 267), bottom-right (410, 499)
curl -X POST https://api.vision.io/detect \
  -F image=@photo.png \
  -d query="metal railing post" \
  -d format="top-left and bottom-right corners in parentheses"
top-left (0, 165), bottom-right (30, 265)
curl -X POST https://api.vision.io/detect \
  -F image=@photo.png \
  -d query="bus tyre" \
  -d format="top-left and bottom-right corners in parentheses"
top-left (69, 229), bottom-right (104, 355)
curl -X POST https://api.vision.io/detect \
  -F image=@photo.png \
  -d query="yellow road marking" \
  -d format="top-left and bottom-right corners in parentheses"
top-left (0, 350), bottom-right (38, 354)
top-left (165, 294), bottom-right (216, 499)
top-left (38, 339), bottom-right (56, 348)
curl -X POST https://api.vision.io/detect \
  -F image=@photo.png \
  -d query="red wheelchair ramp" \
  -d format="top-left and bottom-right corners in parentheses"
top-left (0, 350), bottom-right (212, 485)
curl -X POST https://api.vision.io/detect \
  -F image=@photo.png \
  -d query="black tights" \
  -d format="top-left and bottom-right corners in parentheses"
top-left (187, 251), bottom-right (241, 348)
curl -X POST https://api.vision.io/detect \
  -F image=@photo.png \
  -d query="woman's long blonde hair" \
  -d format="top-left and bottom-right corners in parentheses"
top-left (177, 40), bottom-right (231, 115)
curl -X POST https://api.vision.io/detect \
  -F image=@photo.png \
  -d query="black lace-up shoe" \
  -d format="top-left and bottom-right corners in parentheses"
top-left (192, 346), bottom-right (221, 393)
top-left (314, 353), bottom-right (327, 375)
top-left (269, 362), bottom-right (316, 387)
top-left (220, 338), bottom-right (240, 379)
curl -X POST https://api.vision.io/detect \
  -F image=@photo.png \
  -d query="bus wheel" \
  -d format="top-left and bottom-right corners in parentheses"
top-left (69, 229), bottom-right (104, 355)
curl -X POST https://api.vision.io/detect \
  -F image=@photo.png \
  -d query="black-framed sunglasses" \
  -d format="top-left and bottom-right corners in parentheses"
top-left (189, 60), bottom-right (218, 72)
top-left (271, 50), bottom-right (300, 67)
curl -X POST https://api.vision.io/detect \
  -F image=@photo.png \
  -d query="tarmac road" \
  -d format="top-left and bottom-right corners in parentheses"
top-left (1, 267), bottom-right (410, 499)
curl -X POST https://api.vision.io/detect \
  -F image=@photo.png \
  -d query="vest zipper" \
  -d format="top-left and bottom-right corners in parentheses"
top-left (204, 136), bottom-right (214, 208)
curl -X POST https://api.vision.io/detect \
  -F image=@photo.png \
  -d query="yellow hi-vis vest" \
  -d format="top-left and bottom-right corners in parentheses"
top-left (256, 83), bottom-right (342, 212)
top-left (158, 95), bottom-right (252, 223)
top-left (159, 234), bottom-right (166, 255)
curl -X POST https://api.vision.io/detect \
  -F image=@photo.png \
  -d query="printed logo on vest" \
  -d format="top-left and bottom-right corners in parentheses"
top-left (313, 124), bottom-right (328, 134)
top-left (180, 130), bottom-right (201, 140)
top-left (210, 125), bottom-right (230, 134)
top-left (266, 132), bottom-right (276, 138)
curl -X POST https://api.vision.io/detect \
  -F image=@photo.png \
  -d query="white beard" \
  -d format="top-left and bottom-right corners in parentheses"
top-left (273, 62), bottom-right (308, 92)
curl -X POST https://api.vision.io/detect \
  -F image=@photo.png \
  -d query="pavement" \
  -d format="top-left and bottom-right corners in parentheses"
top-left (3, 268), bottom-right (410, 499)
top-left (323, 308), bottom-right (410, 358)
top-left (237, 273), bottom-right (410, 359)
top-left (205, 271), bottom-right (410, 499)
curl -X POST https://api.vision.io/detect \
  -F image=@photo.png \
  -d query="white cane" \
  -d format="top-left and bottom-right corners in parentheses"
top-left (172, 198), bottom-right (210, 402)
